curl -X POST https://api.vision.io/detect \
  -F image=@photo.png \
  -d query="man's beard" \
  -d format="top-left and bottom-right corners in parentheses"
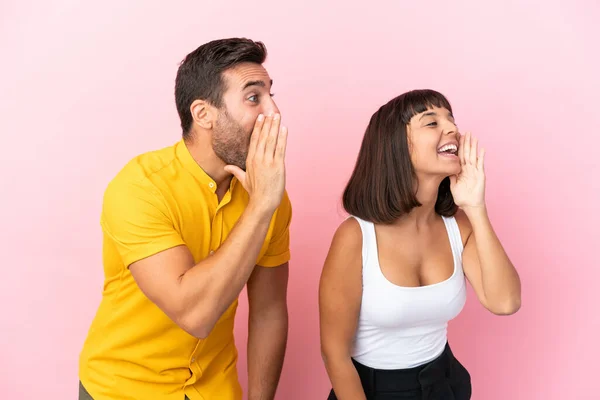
top-left (212, 110), bottom-right (251, 171)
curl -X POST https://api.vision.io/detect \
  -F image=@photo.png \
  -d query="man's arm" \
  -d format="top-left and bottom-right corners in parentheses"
top-left (246, 262), bottom-right (289, 400)
top-left (130, 207), bottom-right (274, 338)
top-left (129, 113), bottom-right (288, 339)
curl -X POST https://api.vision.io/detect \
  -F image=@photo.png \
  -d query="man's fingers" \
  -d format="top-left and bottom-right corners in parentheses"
top-left (275, 126), bottom-right (288, 162)
top-left (256, 114), bottom-right (274, 158)
top-left (224, 165), bottom-right (247, 188)
top-left (266, 113), bottom-right (281, 160)
top-left (247, 114), bottom-right (265, 161)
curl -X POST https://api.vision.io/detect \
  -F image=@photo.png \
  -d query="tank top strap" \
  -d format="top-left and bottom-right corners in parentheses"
top-left (348, 216), bottom-right (378, 283)
top-left (441, 215), bottom-right (464, 260)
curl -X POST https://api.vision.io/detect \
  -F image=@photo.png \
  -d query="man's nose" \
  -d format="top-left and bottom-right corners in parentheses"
top-left (262, 99), bottom-right (280, 116)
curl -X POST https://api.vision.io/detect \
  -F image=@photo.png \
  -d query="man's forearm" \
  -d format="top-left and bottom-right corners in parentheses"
top-left (178, 204), bottom-right (274, 337)
top-left (247, 307), bottom-right (288, 400)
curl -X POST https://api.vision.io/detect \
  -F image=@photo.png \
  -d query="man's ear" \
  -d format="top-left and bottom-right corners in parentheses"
top-left (190, 99), bottom-right (217, 130)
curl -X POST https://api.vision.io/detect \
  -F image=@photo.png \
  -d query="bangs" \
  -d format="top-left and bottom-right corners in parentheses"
top-left (399, 89), bottom-right (453, 124)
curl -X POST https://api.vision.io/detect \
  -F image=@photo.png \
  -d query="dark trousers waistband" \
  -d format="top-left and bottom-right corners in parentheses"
top-left (329, 343), bottom-right (471, 399)
top-left (354, 343), bottom-right (457, 391)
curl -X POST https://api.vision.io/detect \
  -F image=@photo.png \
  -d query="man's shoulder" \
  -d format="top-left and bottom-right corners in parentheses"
top-left (281, 189), bottom-right (292, 206)
top-left (118, 143), bottom-right (179, 182)
top-left (273, 189), bottom-right (293, 226)
top-left (103, 142), bottom-right (180, 204)
top-left (282, 189), bottom-right (292, 213)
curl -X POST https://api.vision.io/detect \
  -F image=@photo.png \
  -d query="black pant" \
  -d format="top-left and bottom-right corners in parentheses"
top-left (327, 343), bottom-right (471, 400)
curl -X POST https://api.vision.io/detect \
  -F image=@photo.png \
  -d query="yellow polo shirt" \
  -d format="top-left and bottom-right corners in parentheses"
top-left (79, 139), bottom-right (292, 400)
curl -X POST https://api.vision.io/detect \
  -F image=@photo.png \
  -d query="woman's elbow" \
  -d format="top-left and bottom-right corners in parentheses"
top-left (320, 344), bottom-right (350, 368)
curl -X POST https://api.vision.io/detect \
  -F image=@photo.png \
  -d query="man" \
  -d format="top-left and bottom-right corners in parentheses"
top-left (78, 38), bottom-right (292, 400)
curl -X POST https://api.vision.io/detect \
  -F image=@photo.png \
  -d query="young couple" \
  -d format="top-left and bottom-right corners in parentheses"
top-left (78, 37), bottom-right (521, 400)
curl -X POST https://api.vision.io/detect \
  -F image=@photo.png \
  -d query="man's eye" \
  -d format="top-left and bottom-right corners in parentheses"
top-left (248, 95), bottom-right (258, 102)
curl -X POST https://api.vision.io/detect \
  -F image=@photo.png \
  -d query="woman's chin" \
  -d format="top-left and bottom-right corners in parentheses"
top-left (449, 166), bottom-right (461, 176)
top-left (436, 166), bottom-right (461, 178)
top-left (416, 163), bottom-right (461, 179)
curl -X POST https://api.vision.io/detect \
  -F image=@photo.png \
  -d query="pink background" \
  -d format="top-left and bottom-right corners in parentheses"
top-left (1, 1), bottom-right (598, 399)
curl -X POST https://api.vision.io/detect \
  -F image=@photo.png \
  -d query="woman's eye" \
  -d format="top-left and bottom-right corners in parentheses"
top-left (427, 121), bottom-right (437, 127)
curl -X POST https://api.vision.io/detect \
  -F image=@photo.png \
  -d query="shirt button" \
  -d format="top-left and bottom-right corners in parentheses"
top-left (209, 250), bottom-right (214, 255)
top-left (208, 182), bottom-right (215, 188)
top-left (191, 357), bottom-right (196, 363)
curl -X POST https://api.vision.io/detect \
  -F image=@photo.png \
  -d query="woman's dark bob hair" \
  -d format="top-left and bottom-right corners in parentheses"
top-left (342, 89), bottom-right (458, 224)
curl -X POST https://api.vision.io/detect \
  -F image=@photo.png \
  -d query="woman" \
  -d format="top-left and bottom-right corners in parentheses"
top-left (318, 89), bottom-right (521, 400)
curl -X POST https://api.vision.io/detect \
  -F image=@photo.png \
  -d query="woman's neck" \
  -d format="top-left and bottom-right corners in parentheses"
top-left (398, 175), bottom-right (444, 227)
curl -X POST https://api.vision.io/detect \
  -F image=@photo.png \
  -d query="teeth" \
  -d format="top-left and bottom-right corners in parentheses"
top-left (438, 144), bottom-right (457, 153)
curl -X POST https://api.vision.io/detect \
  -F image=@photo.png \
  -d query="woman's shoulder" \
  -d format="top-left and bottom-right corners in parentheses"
top-left (333, 216), bottom-right (363, 246)
top-left (323, 216), bottom-right (364, 262)
top-left (322, 216), bottom-right (364, 278)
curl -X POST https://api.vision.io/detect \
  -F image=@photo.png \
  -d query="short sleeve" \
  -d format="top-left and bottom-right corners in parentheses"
top-left (100, 177), bottom-right (186, 268)
top-left (256, 190), bottom-right (292, 268)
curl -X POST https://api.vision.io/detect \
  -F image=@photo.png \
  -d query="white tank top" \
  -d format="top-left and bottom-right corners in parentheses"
top-left (350, 215), bottom-right (467, 370)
